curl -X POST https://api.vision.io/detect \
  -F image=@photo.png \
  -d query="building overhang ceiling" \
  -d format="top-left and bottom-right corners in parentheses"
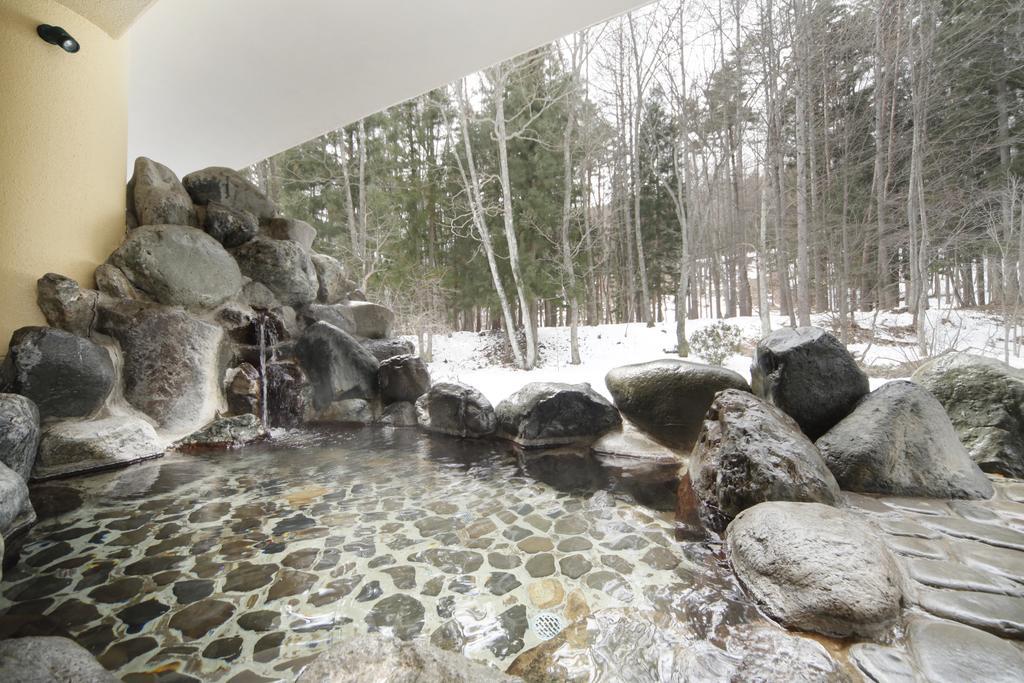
top-left (127, 0), bottom-right (651, 176)
top-left (56, 0), bottom-right (157, 38)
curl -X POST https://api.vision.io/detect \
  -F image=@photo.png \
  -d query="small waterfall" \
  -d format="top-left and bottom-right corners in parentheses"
top-left (255, 311), bottom-right (278, 429)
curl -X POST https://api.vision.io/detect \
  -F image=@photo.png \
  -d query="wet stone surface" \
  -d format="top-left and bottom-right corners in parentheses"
top-left (0, 426), bottom-right (1021, 681)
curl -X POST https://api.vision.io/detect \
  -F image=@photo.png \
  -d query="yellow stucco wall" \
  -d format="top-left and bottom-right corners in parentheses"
top-left (0, 0), bottom-right (127, 350)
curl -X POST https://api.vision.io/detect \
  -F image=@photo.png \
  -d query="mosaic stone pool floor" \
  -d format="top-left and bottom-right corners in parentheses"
top-left (0, 428), bottom-right (759, 681)
top-left (5, 426), bottom-right (1024, 681)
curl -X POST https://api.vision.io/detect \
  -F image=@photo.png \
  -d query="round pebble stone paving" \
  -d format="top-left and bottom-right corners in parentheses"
top-left (2, 426), bottom-right (1023, 680)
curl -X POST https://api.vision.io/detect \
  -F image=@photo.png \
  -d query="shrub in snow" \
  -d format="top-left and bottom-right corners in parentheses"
top-left (689, 322), bottom-right (742, 366)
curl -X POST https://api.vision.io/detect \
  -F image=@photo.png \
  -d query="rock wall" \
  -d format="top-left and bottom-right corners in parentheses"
top-left (1, 157), bottom-right (419, 485)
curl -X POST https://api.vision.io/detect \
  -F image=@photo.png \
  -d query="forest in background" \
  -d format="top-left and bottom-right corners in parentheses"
top-left (246, 0), bottom-right (1023, 370)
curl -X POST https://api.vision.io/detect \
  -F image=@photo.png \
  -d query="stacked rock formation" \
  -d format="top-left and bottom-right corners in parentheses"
top-left (0, 157), bottom-right (426, 493)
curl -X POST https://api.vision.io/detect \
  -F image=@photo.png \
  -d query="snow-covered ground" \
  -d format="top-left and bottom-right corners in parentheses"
top-left (409, 303), bottom-right (1020, 406)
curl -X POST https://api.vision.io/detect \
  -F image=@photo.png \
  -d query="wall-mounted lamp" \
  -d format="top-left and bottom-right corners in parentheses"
top-left (37, 24), bottom-right (80, 53)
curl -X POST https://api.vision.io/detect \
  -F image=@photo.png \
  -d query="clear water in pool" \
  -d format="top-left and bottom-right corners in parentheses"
top-left (0, 427), bottom-right (761, 681)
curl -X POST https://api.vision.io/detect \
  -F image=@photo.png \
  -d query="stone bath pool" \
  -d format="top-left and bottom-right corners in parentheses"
top-left (0, 427), bottom-right (760, 681)
top-left (4, 426), bottom-right (1024, 682)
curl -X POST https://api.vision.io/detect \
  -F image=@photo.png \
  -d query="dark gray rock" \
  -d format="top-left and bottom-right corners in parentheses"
top-left (817, 381), bottom-right (993, 499)
top-left (907, 618), bottom-right (1024, 683)
top-left (36, 273), bottom-right (98, 337)
top-left (265, 361), bottom-right (309, 428)
top-left (232, 237), bottom-right (318, 308)
top-left (311, 253), bottom-right (357, 304)
top-left (110, 224), bottom-right (243, 309)
top-left (214, 301), bottom-right (257, 342)
top-left (35, 416), bottom-right (163, 479)
top-left (605, 359), bottom-right (750, 448)
top-left (416, 382), bottom-right (496, 438)
top-left (0, 394), bottom-right (39, 480)
top-left (337, 301), bottom-right (395, 339)
top-left (0, 460), bottom-right (30, 532)
top-left (379, 354), bottom-right (430, 404)
top-left (497, 382), bottom-right (620, 447)
top-left (175, 414), bottom-right (266, 449)
top-left (690, 389), bottom-right (840, 532)
top-left (726, 501), bottom-right (903, 638)
top-left (262, 217), bottom-right (316, 252)
top-left (225, 363), bottom-right (261, 417)
top-left (94, 263), bottom-right (146, 300)
top-left (129, 157), bottom-right (198, 227)
top-left (751, 326), bottom-right (869, 440)
top-left (295, 322), bottom-right (379, 411)
top-left (97, 301), bottom-right (225, 432)
top-left (0, 635), bottom-right (119, 683)
top-left (182, 166), bottom-right (279, 220)
top-left (298, 303), bottom-right (356, 335)
top-left (297, 633), bottom-right (517, 682)
top-left (202, 201), bottom-right (258, 248)
top-left (380, 401), bottom-right (418, 427)
top-left (912, 353), bottom-right (1024, 478)
top-left (2, 327), bottom-right (114, 420)
top-left (362, 337), bottom-right (415, 362)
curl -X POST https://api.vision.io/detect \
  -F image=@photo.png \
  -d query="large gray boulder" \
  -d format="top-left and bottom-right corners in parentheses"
top-left (2, 327), bottom-right (114, 420)
top-left (202, 201), bottom-right (258, 248)
top-left (0, 636), bottom-right (120, 683)
top-left (297, 633), bottom-right (517, 683)
top-left (690, 389), bottom-right (840, 532)
top-left (35, 416), bottom-right (163, 479)
top-left (238, 279), bottom-right (279, 310)
top-left (36, 273), bottom-right (98, 337)
top-left (110, 224), bottom-right (243, 309)
top-left (182, 166), bottom-right (279, 220)
top-left (294, 322), bottom-right (380, 411)
top-left (605, 359), bottom-right (750, 448)
top-left (751, 326), bottom-right (869, 440)
top-left (338, 301), bottom-right (395, 339)
top-left (263, 217), bottom-right (317, 252)
top-left (0, 461), bottom-right (30, 533)
top-left (232, 237), bottom-right (318, 308)
top-left (362, 337), bottom-right (415, 362)
top-left (497, 382), bottom-right (621, 447)
top-left (0, 394), bottom-right (39, 480)
top-left (379, 354), bottom-right (430, 404)
top-left (97, 302), bottom-right (225, 433)
top-left (912, 353), bottom-right (1024, 478)
top-left (298, 303), bottom-right (357, 335)
top-left (726, 501), bottom-right (903, 638)
top-left (311, 253), bottom-right (358, 304)
top-left (816, 380), bottom-right (993, 500)
top-left (129, 157), bottom-right (198, 227)
top-left (416, 382), bottom-right (496, 438)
